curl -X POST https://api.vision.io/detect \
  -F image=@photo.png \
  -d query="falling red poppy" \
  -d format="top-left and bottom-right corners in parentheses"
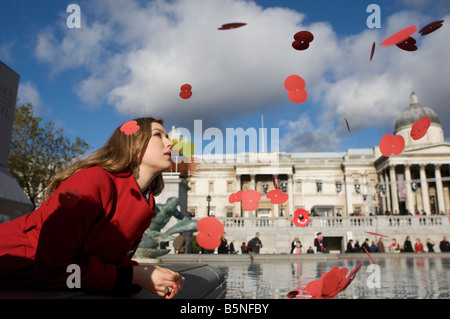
top-left (410, 116), bottom-right (430, 140)
top-left (266, 189), bottom-right (288, 204)
top-left (59, 188), bottom-right (80, 208)
top-left (396, 37), bottom-right (417, 51)
top-left (345, 118), bottom-right (351, 132)
top-left (179, 84), bottom-right (192, 99)
top-left (380, 25), bottom-right (417, 47)
top-left (120, 120), bottom-right (140, 135)
top-left (419, 20), bottom-right (444, 36)
top-left (241, 189), bottom-right (261, 211)
top-left (365, 231), bottom-right (389, 238)
top-left (362, 246), bottom-right (376, 265)
top-left (196, 216), bottom-right (224, 250)
top-left (293, 209), bottom-right (310, 227)
top-left (284, 75), bottom-right (308, 104)
top-left (292, 31), bottom-right (314, 51)
top-left (379, 134), bottom-right (405, 157)
top-left (370, 42), bottom-right (376, 61)
top-left (228, 190), bottom-right (244, 203)
top-left (218, 23), bottom-right (247, 30)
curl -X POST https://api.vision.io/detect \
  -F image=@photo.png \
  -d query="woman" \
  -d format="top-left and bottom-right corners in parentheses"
top-left (0, 118), bottom-right (184, 298)
top-left (403, 236), bottom-right (414, 253)
top-left (426, 238), bottom-right (435, 252)
top-left (218, 233), bottom-right (229, 254)
top-left (414, 239), bottom-right (424, 253)
top-left (390, 238), bottom-right (400, 253)
top-left (291, 237), bottom-right (302, 254)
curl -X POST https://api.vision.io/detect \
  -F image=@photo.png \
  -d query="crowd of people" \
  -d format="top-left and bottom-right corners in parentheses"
top-left (344, 236), bottom-right (450, 253)
top-left (173, 231), bottom-right (450, 255)
top-left (172, 231), bottom-right (263, 255)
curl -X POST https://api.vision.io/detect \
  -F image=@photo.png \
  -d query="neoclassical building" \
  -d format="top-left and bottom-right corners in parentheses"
top-left (172, 93), bottom-right (449, 219)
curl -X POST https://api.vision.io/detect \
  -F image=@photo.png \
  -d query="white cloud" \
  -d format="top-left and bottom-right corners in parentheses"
top-left (33, 0), bottom-right (450, 151)
top-left (17, 81), bottom-right (52, 117)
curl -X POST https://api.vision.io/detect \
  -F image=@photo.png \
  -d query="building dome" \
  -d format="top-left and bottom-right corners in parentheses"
top-left (394, 92), bottom-right (441, 133)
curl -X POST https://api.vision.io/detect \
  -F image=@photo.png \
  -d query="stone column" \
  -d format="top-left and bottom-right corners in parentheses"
top-left (420, 164), bottom-right (431, 215)
top-left (288, 174), bottom-right (294, 217)
top-left (235, 174), bottom-right (241, 217)
top-left (435, 164), bottom-right (446, 215)
top-left (344, 173), bottom-right (353, 216)
top-left (389, 165), bottom-right (399, 214)
top-left (273, 174), bottom-right (279, 217)
top-left (404, 164), bottom-right (414, 214)
top-left (249, 174), bottom-right (256, 217)
top-left (379, 173), bottom-right (387, 213)
top-left (384, 170), bottom-right (391, 212)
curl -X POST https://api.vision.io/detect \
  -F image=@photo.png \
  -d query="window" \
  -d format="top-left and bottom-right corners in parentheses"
top-left (226, 207), bottom-right (234, 217)
top-left (189, 182), bottom-right (196, 193)
top-left (209, 182), bottom-right (214, 193)
top-left (227, 181), bottom-right (233, 193)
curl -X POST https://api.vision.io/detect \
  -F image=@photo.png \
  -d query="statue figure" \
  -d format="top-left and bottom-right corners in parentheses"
top-left (137, 197), bottom-right (197, 258)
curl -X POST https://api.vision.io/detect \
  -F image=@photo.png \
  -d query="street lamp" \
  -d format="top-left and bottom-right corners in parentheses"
top-left (206, 195), bottom-right (212, 216)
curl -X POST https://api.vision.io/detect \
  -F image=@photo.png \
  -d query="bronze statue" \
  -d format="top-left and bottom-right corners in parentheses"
top-left (137, 197), bottom-right (197, 258)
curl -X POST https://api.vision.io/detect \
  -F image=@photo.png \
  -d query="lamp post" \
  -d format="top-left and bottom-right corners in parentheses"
top-left (206, 195), bottom-right (212, 216)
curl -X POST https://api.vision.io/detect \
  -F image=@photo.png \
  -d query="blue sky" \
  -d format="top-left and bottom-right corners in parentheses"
top-left (1, 0), bottom-right (450, 155)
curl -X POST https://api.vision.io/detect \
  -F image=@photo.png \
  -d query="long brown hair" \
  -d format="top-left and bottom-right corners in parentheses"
top-left (43, 117), bottom-right (165, 201)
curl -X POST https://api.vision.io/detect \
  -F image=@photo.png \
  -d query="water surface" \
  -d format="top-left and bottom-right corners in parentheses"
top-left (207, 257), bottom-right (450, 299)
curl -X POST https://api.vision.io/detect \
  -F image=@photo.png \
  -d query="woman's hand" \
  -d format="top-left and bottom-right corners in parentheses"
top-left (132, 265), bottom-right (185, 299)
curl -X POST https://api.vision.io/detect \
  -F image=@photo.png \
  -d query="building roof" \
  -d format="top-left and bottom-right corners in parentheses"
top-left (395, 92), bottom-right (441, 132)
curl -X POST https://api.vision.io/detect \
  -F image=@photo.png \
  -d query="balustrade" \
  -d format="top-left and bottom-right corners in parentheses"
top-left (216, 215), bottom-right (448, 230)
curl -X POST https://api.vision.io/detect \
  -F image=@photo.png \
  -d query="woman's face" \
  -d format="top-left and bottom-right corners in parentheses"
top-left (140, 122), bottom-right (173, 176)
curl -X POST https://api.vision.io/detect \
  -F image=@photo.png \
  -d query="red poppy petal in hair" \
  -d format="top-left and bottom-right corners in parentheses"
top-left (120, 120), bottom-right (140, 135)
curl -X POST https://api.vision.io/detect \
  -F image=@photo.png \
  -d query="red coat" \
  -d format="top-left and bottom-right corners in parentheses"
top-left (0, 166), bottom-right (155, 292)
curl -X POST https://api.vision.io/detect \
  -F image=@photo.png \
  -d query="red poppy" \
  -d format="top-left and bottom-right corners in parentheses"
top-left (395, 37), bottom-right (417, 51)
top-left (179, 84), bottom-right (192, 99)
top-left (292, 31), bottom-right (314, 51)
top-left (380, 25), bottom-right (417, 47)
top-left (293, 209), bottom-right (310, 227)
top-left (419, 20), bottom-right (444, 36)
top-left (59, 188), bottom-right (80, 208)
top-left (218, 23), bottom-right (247, 30)
top-left (301, 260), bottom-right (363, 299)
top-left (410, 116), bottom-right (430, 140)
top-left (241, 189), bottom-right (261, 211)
top-left (196, 216), bottom-right (224, 250)
top-left (120, 120), bottom-right (140, 135)
top-left (370, 42), bottom-right (376, 61)
top-left (379, 134), bottom-right (405, 157)
top-left (284, 75), bottom-right (308, 104)
top-left (266, 189), bottom-right (288, 204)
top-left (228, 190), bottom-right (244, 203)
